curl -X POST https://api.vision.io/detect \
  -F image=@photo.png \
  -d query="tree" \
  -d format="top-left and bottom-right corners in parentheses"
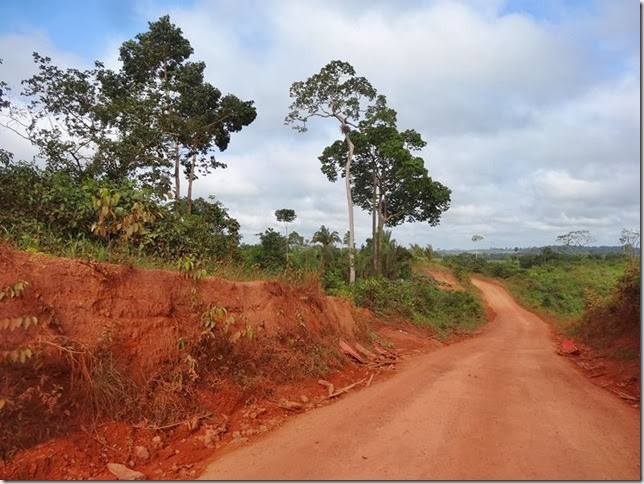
top-left (619, 228), bottom-right (640, 262)
top-left (286, 60), bottom-right (378, 284)
top-left (116, 15), bottom-right (256, 207)
top-left (275, 208), bottom-right (296, 262)
top-left (556, 230), bottom-right (595, 254)
top-left (471, 234), bottom-right (484, 259)
top-left (312, 225), bottom-right (341, 271)
top-left (257, 228), bottom-right (287, 270)
top-left (319, 101), bottom-right (450, 275)
top-left (10, 16), bottom-right (256, 201)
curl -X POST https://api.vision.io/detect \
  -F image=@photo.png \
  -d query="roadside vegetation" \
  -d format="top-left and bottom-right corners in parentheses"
top-left (441, 247), bottom-right (640, 357)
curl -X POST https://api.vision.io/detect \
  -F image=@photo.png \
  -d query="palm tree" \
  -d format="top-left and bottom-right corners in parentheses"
top-left (312, 225), bottom-right (341, 271)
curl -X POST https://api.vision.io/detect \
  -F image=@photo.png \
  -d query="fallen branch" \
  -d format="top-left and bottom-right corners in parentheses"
top-left (611, 390), bottom-right (639, 402)
top-left (589, 372), bottom-right (607, 378)
top-left (328, 378), bottom-right (367, 399)
top-left (366, 374), bottom-right (374, 387)
top-left (135, 413), bottom-right (212, 431)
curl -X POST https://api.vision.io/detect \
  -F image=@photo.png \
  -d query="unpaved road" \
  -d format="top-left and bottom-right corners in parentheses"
top-left (200, 278), bottom-right (640, 480)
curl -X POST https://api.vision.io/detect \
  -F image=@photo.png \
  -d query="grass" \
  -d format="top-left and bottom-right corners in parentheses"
top-left (504, 258), bottom-right (629, 321)
top-left (330, 274), bottom-right (486, 335)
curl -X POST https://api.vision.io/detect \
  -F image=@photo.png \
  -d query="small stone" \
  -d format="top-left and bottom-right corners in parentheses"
top-left (232, 430), bottom-right (242, 439)
top-left (128, 460), bottom-right (135, 468)
top-left (231, 437), bottom-right (250, 445)
top-left (134, 446), bottom-right (150, 460)
top-left (174, 449), bottom-right (180, 455)
top-left (107, 463), bottom-right (146, 480)
top-left (259, 425), bottom-right (268, 433)
top-left (300, 395), bottom-right (309, 404)
top-left (204, 429), bottom-right (218, 448)
top-left (151, 436), bottom-right (163, 449)
top-left (154, 469), bottom-right (163, 475)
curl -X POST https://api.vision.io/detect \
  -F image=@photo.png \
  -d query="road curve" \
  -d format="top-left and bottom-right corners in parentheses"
top-left (200, 278), bottom-right (640, 480)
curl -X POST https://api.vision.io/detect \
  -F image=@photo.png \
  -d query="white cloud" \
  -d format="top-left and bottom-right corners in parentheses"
top-left (0, 0), bottom-right (639, 249)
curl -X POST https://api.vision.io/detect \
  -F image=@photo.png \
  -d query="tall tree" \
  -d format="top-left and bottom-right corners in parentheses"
top-left (471, 234), bottom-right (484, 258)
top-left (286, 60), bottom-right (377, 283)
top-left (319, 103), bottom-right (451, 275)
top-left (10, 16), bottom-right (256, 200)
top-left (118, 15), bottom-right (256, 206)
top-left (275, 208), bottom-right (296, 262)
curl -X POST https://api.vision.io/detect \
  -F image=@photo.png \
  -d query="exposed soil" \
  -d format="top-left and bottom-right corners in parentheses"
top-left (199, 278), bottom-right (640, 480)
top-left (418, 264), bottom-right (464, 290)
top-left (1, 251), bottom-right (639, 480)
top-left (0, 247), bottom-right (459, 480)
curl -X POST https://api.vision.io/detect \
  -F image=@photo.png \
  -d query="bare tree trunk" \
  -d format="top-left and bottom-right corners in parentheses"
top-left (174, 140), bottom-right (181, 207)
top-left (285, 222), bottom-right (289, 264)
top-left (344, 129), bottom-right (356, 284)
top-left (186, 152), bottom-right (196, 215)
top-left (377, 207), bottom-right (385, 277)
top-left (372, 168), bottom-right (378, 274)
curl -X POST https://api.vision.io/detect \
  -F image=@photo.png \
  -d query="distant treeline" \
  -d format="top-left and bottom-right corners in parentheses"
top-left (436, 246), bottom-right (636, 258)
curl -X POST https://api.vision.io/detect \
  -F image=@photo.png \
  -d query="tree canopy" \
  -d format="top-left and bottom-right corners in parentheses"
top-left (318, 101), bottom-right (451, 274)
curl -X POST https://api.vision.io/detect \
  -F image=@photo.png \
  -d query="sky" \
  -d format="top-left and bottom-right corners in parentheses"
top-left (0, 0), bottom-right (640, 250)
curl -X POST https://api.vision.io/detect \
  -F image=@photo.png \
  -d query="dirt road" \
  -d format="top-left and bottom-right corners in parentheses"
top-left (199, 278), bottom-right (640, 480)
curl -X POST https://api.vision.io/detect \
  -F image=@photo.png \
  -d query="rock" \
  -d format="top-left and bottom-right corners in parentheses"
top-left (259, 425), bottom-right (268, 433)
top-left (300, 395), bottom-right (309, 404)
top-left (151, 436), bottom-right (163, 449)
top-left (278, 398), bottom-right (303, 411)
top-left (134, 446), bottom-right (150, 460)
top-left (204, 429), bottom-right (219, 448)
top-left (107, 463), bottom-right (146, 480)
top-left (232, 430), bottom-right (242, 439)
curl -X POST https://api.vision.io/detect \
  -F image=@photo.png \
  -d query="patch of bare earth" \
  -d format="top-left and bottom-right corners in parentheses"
top-left (0, 247), bottom-right (460, 480)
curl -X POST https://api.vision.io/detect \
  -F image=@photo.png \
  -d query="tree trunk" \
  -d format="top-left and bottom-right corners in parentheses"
top-left (377, 207), bottom-right (386, 277)
top-left (372, 167), bottom-right (378, 275)
top-left (344, 129), bottom-right (356, 284)
top-left (186, 152), bottom-right (196, 215)
top-left (285, 223), bottom-right (289, 264)
top-left (174, 140), bottom-right (181, 207)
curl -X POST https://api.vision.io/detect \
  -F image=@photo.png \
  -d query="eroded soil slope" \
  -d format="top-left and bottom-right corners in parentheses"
top-left (0, 246), bottom-right (439, 480)
top-left (199, 278), bottom-right (640, 480)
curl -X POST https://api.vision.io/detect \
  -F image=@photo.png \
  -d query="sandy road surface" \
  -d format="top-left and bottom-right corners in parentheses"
top-left (200, 278), bottom-right (640, 480)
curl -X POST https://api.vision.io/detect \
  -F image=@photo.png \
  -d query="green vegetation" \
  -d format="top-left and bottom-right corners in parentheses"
top-left (326, 275), bottom-right (485, 334)
top-left (442, 250), bottom-right (631, 321)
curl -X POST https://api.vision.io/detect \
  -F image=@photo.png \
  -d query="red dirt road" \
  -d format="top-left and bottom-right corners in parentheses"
top-left (199, 278), bottom-right (640, 480)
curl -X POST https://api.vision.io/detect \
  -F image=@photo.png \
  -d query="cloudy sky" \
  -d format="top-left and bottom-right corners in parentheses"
top-left (0, 0), bottom-right (639, 250)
